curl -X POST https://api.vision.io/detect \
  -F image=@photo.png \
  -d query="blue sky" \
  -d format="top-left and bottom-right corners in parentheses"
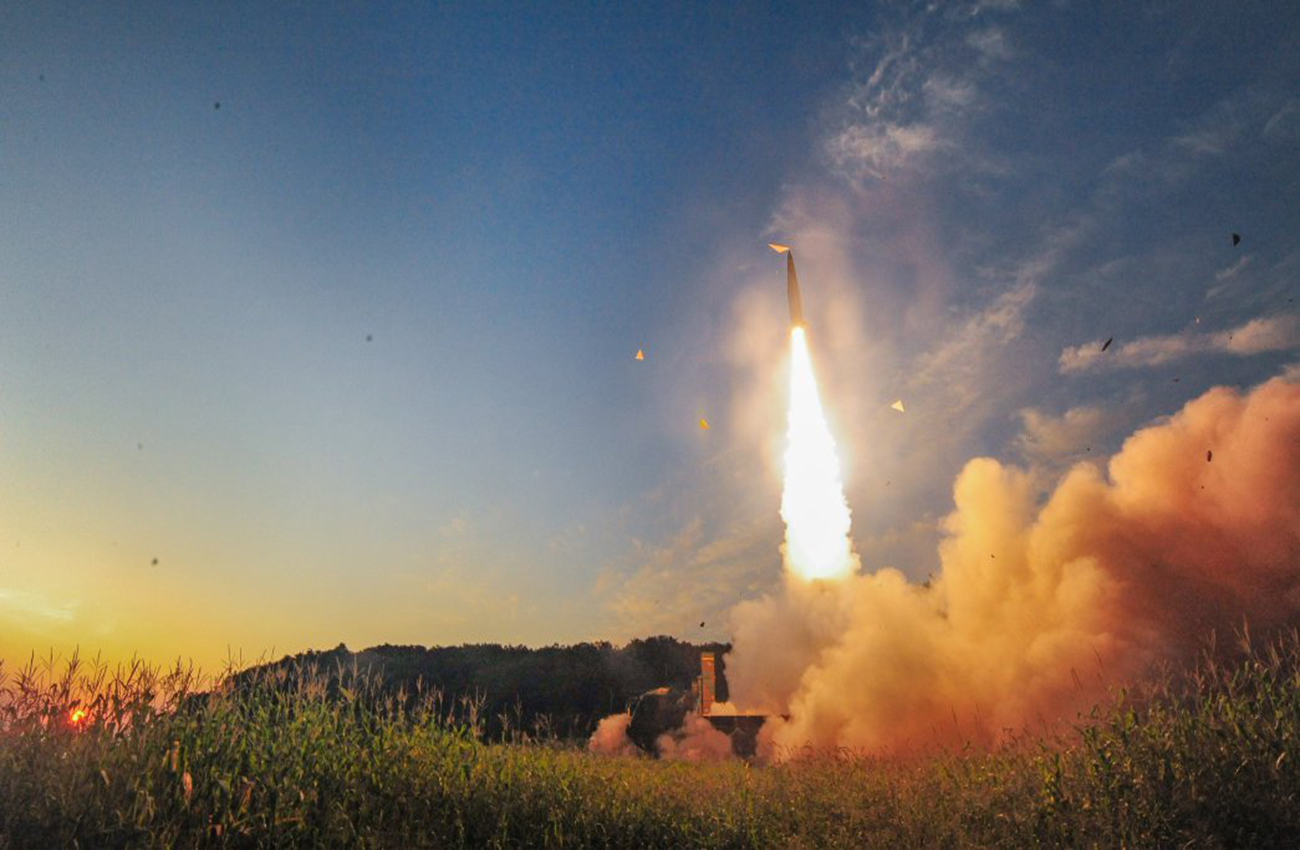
top-left (2, 1), bottom-right (1297, 666)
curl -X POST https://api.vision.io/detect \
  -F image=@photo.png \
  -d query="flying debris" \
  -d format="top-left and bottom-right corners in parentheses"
top-left (635, 349), bottom-right (644, 361)
top-left (1232, 233), bottom-right (1241, 247)
top-left (699, 622), bottom-right (705, 628)
top-left (366, 334), bottom-right (372, 342)
top-left (151, 558), bottom-right (158, 566)
top-left (699, 419), bottom-right (709, 430)
top-left (768, 243), bottom-right (804, 328)
top-left (1207, 449), bottom-right (1213, 462)
top-left (1102, 337), bottom-right (1113, 352)
top-left (890, 400), bottom-right (905, 413)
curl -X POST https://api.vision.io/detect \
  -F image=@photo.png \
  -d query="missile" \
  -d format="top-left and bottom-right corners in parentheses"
top-left (768, 243), bottom-right (804, 327)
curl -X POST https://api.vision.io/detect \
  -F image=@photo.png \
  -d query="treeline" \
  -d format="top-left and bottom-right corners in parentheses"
top-left (234, 636), bottom-right (731, 740)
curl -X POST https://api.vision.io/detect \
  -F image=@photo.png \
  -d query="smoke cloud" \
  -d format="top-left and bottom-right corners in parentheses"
top-left (725, 375), bottom-right (1300, 753)
top-left (587, 713), bottom-right (640, 756)
top-left (655, 715), bottom-right (734, 762)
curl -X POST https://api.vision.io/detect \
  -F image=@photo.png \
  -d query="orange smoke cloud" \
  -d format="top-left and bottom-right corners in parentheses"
top-left (726, 376), bottom-right (1300, 753)
top-left (587, 713), bottom-right (639, 756)
top-left (655, 715), bottom-right (734, 762)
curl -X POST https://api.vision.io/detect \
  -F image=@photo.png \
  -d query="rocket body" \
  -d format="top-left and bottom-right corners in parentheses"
top-left (768, 243), bottom-right (806, 328)
top-left (786, 252), bottom-right (805, 328)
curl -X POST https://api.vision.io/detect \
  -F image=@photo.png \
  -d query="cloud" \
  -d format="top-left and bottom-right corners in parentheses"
top-left (910, 281), bottom-right (1036, 413)
top-left (1059, 314), bottom-right (1300, 374)
top-left (1015, 403), bottom-right (1130, 462)
top-left (827, 122), bottom-right (942, 179)
top-left (1214, 254), bottom-right (1253, 282)
top-left (1173, 125), bottom-right (1237, 158)
top-left (1263, 99), bottom-right (1300, 140)
top-left (966, 27), bottom-right (1013, 61)
top-left (595, 516), bottom-right (777, 641)
top-left (1102, 90), bottom-right (1295, 198)
top-left (922, 74), bottom-right (978, 110)
top-left (826, 3), bottom-right (1020, 184)
top-left (968, 0), bottom-right (1020, 13)
top-left (0, 587), bottom-right (77, 627)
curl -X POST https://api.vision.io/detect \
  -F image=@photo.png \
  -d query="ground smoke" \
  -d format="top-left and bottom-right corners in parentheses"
top-left (587, 713), bottom-right (639, 756)
top-left (655, 715), bottom-right (734, 761)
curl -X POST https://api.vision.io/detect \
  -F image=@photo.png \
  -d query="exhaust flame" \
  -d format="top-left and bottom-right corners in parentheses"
top-left (781, 328), bottom-right (857, 582)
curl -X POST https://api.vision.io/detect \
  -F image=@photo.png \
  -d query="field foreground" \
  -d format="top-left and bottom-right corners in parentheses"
top-left (2, 632), bottom-right (1298, 848)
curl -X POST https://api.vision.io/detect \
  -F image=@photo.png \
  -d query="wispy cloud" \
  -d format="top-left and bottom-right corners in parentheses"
top-left (1214, 254), bottom-right (1253, 282)
top-left (1107, 89), bottom-right (1295, 195)
top-left (827, 122), bottom-right (942, 179)
top-left (1263, 99), bottom-right (1300, 140)
top-left (911, 281), bottom-right (1036, 410)
top-left (595, 517), bottom-right (776, 640)
top-left (0, 587), bottom-right (77, 625)
top-left (909, 215), bottom-right (1091, 416)
top-left (1205, 254), bottom-right (1254, 299)
top-left (966, 27), bottom-right (1013, 62)
top-left (826, 3), bottom-right (1019, 184)
top-left (1015, 403), bottom-right (1129, 462)
top-left (1059, 314), bottom-right (1300, 374)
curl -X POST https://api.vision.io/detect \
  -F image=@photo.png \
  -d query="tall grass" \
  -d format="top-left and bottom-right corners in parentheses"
top-left (2, 630), bottom-right (1298, 848)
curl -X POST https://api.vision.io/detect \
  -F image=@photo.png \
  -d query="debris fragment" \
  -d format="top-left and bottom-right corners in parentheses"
top-left (366, 334), bottom-right (372, 342)
top-left (1232, 233), bottom-right (1241, 247)
top-left (635, 349), bottom-right (644, 360)
top-left (699, 419), bottom-right (709, 430)
top-left (1102, 337), bottom-right (1113, 352)
top-left (151, 558), bottom-right (158, 566)
top-left (699, 622), bottom-right (705, 628)
top-left (1206, 449), bottom-right (1213, 462)
top-left (890, 400), bottom-right (905, 413)
top-left (214, 101), bottom-right (221, 110)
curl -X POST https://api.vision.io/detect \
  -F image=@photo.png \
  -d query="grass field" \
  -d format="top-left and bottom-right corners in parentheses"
top-left (3, 630), bottom-right (1298, 848)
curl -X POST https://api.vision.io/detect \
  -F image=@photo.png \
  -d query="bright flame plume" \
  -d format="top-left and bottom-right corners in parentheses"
top-left (781, 328), bottom-right (856, 581)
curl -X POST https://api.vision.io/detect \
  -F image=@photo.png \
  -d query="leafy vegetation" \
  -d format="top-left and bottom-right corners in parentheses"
top-left (2, 630), bottom-right (1298, 848)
